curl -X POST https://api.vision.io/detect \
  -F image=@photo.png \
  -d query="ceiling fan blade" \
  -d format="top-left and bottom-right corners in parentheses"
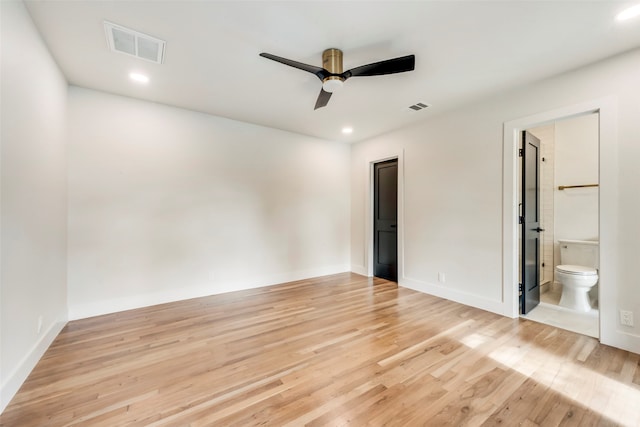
top-left (342, 55), bottom-right (415, 79)
top-left (314, 88), bottom-right (332, 110)
top-left (260, 53), bottom-right (329, 81)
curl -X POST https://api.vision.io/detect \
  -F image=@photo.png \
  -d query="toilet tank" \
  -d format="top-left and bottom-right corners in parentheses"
top-left (558, 240), bottom-right (599, 268)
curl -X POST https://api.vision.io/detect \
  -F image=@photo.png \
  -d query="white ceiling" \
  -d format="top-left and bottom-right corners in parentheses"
top-left (25, 1), bottom-right (640, 143)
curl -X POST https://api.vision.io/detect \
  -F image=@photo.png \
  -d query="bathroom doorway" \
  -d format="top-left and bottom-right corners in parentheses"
top-left (518, 112), bottom-right (600, 338)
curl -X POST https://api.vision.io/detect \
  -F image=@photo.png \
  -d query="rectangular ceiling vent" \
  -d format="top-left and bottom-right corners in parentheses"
top-left (408, 102), bottom-right (430, 111)
top-left (104, 21), bottom-right (165, 64)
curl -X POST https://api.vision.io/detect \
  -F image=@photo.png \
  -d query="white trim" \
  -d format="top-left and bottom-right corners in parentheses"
top-left (68, 264), bottom-right (350, 320)
top-left (1, 320), bottom-right (66, 413)
top-left (402, 276), bottom-right (506, 315)
top-left (502, 97), bottom-right (638, 353)
top-left (351, 265), bottom-right (367, 276)
top-left (364, 150), bottom-right (405, 281)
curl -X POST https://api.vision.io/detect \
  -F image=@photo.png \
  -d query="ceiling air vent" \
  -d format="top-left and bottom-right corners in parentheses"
top-left (104, 21), bottom-right (165, 64)
top-left (408, 102), bottom-right (430, 111)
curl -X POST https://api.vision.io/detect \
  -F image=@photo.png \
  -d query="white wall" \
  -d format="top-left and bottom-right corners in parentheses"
top-left (0, 1), bottom-right (68, 411)
top-left (352, 104), bottom-right (505, 313)
top-left (67, 87), bottom-right (351, 319)
top-left (351, 47), bottom-right (640, 353)
top-left (554, 114), bottom-right (599, 243)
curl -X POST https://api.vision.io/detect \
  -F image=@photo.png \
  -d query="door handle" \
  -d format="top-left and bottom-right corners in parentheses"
top-left (533, 227), bottom-right (545, 232)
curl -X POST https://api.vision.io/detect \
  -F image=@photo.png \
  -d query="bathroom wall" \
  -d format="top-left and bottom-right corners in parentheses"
top-left (553, 113), bottom-right (599, 268)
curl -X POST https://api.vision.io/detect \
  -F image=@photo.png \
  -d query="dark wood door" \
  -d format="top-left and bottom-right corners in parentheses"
top-left (374, 159), bottom-right (398, 281)
top-left (521, 131), bottom-right (542, 314)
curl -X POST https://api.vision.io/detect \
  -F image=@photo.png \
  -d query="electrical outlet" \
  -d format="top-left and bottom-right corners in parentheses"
top-left (438, 272), bottom-right (446, 283)
top-left (620, 310), bottom-right (634, 327)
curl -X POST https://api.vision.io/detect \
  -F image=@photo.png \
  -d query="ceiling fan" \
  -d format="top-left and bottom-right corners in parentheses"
top-left (259, 48), bottom-right (415, 110)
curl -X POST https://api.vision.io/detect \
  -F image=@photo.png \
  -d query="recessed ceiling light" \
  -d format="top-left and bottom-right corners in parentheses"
top-left (616, 4), bottom-right (640, 21)
top-left (129, 72), bottom-right (149, 84)
top-left (342, 127), bottom-right (353, 134)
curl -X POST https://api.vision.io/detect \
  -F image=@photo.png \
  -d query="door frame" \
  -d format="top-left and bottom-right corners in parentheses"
top-left (365, 150), bottom-right (405, 280)
top-left (502, 97), bottom-right (617, 346)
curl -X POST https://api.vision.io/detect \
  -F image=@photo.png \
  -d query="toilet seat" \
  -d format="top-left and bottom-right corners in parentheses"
top-left (556, 264), bottom-right (597, 276)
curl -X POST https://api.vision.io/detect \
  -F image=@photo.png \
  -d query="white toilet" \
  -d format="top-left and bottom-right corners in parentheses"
top-left (555, 239), bottom-right (599, 312)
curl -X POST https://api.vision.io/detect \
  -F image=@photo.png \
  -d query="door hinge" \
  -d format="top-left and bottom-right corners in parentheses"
top-left (519, 283), bottom-right (523, 295)
top-left (518, 149), bottom-right (523, 157)
top-left (519, 216), bottom-right (524, 224)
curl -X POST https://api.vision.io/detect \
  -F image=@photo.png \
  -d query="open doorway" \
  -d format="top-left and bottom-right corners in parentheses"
top-left (519, 113), bottom-right (600, 338)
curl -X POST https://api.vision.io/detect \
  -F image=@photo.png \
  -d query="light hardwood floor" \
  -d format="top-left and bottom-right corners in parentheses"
top-left (2, 273), bottom-right (639, 426)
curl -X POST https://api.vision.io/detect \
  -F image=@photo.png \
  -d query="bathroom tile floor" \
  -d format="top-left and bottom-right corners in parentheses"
top-left (521, 288), bottom-right (599, 338)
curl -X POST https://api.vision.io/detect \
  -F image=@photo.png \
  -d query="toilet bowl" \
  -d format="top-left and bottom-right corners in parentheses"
top-left (555, 239), bottom-right (599, 312)
top-left (556, 264), bottom-right (598, 312)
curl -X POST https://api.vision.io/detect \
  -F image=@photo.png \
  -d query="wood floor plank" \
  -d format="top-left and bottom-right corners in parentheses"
top-left (1, 272), bottom-right (639, 426)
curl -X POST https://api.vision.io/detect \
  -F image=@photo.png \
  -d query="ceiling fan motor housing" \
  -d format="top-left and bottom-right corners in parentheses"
top-left (322, 48), bottom-right (344, 92)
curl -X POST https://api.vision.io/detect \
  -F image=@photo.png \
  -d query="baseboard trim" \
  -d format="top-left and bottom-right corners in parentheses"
top-left (400, 276), bottom-right (509, 317)
top-left (350, 265), bottom-right (368, 276)
top-left (68, 265), bottom-right (351, 321)
top-left (1, 320), bottom-right (66, 413)
top-left (601, 329), bottom-right (640, 355)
